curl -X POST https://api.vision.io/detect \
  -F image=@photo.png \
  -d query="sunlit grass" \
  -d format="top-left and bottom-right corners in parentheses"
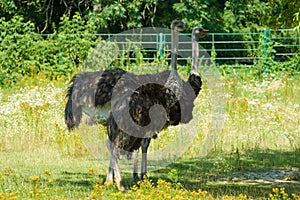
top-left (0, 70), bottom-right (300, 199)
top-left (215, 73), bottom-right (300, 152)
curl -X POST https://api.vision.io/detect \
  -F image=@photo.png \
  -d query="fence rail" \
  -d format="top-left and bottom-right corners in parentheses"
top-left (36, 29), bottom-right (300, 67)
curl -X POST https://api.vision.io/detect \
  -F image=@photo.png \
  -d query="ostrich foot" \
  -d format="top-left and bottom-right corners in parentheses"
top-left (105, 174), bottom-right (125, 191)
top-left (106, 166), bottom-right (114, 184)
top-left (140, 173), bottom-right (147, 181)
top-left (116, 181), bottom-right (125, 191)
top-left (132, 173), bottom-right (139, 183)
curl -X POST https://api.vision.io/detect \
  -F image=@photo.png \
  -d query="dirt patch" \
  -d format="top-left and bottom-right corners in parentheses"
top-left (212, 169), bottom-right (300, 186)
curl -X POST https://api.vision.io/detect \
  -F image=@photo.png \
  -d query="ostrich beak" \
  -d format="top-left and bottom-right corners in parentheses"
top-left (177, 23), bottom-right (185, 31)
top-left (197, 28), bottom-right (208, 37)
top-left (201, 28), bottom-right (209, 35)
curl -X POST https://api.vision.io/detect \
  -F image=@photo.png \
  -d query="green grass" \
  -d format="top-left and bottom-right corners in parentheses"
top-left (0, 69), bottom-right (300, 199)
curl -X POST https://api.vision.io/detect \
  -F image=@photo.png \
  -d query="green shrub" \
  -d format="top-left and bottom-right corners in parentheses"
top-left (0, 16), bottom-right (36, 85)
top-left (0, 13), bottom-right (102, 86)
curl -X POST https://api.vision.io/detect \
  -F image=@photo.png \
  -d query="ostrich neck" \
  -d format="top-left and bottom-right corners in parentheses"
top-left (191, 35), bottom-right (199, 75)
top-left (171, 28), bottom-right (179, 71)
top-left (165, 26), bottom-right (183, 100)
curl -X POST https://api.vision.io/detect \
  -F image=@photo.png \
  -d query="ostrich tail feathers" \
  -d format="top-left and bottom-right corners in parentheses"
top-left (65, 76), bottom-right (80, 131)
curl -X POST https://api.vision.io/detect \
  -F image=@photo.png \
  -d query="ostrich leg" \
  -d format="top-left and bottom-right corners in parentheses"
top-left (132, 150), bottom-right (139, 183)
top-left (141, 138), bottom-right (151, 180)
top-left (106, 157), bottom-right (114, 183)
top-left (106, 140), bottom-right (125, 191)
top-left (112, 157), bottom-right (124, 191)
top-left (106, 140), bottom-right (114, 183)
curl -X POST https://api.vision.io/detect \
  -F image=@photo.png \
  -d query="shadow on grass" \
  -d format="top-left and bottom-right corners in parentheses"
top-left (53, 149), bottom-right (300, 198)
top-left (154, 149), bottom-right (300, 198)
top-left (55, 170), bottom-right (134, 191)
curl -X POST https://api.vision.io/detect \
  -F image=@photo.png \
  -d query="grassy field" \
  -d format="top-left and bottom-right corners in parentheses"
top-left (0, 69), bottom-right (300, 199)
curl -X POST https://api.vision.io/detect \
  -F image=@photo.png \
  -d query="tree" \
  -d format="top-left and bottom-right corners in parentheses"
top-left (222, 0), bottom-right (300, 32)
top-left (0, 0), bottom-right (93, 33)
top-left (267, 0), bottom-right (300, 29)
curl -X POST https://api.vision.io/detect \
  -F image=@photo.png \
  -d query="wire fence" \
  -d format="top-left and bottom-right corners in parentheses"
top-left (37, 28), bottom-right (300, 67)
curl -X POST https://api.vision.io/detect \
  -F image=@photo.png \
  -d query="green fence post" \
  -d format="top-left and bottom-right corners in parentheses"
top-left (211, 33), bottom-right (216, 63)
top-left (263, 28), bottom-right (267, 74)
top-left (159, 33), bottom-right (163, 64)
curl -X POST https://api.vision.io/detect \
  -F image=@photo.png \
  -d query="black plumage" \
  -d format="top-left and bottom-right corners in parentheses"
top-left (65, 68), bottom-right (126, 130)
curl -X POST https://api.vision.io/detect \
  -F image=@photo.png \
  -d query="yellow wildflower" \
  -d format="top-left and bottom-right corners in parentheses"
top-left (164, 193), bottom-right (171, 199)
top-left (272, 188), bottom-right (279, 193)
top-left (0, 193), bottom-right (6, 200)
top-left (131, 184), bottom-right (138, 191)
top-left (29, 176), bottom-right (39, 183)
top-left (292, 193), bottom-right (300, 199)
top-left (9, 192), bottom-right (18, 200)
top-left (238, 193), bottom-right (247, 200)
top-left (222, 195), bottom-right (232, 200)
top-left (43, 169), bottom-right (51, 175)
top-left (29, 189), bottom-right (34, 195)
top-left (124, 193), bottom-right (132, 199)
top-left (89, 192), bottom-right (97, 199)
top-left (104, 181), bottom-right (112, 187)
top-left (190, 191), bottom-right (198, 197)
top-left (173, 195), bottom-right (186, 200)
top-left (88, 167), bottom-right (95, 175)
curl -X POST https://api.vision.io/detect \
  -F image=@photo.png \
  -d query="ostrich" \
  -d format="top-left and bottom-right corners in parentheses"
top-left (64, 20), bottom-right (185, 186)
top-left (65, 22), bottom-right (207, 190)
top-left (105, 25), bottom-right (207, 190)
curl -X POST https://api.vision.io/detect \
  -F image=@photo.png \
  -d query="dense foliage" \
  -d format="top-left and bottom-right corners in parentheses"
top-left (1, 0), bottom-right (299, 33)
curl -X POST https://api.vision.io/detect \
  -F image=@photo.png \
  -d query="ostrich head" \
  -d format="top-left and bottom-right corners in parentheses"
top-left (171, 20), bottom-right (185, 32)
top-left (192, 27), bottom-right (208, 40)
